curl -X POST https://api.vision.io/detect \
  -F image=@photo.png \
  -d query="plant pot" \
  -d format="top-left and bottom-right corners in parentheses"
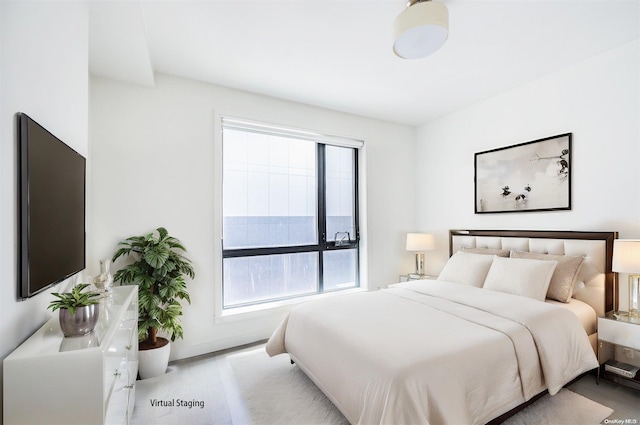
top-left (59, 304), bottom-right (99, 337)
top-left (138, 338), bottom-right (170, 379)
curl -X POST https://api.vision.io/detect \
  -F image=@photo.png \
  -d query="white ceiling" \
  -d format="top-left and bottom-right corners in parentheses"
top-left (88, 0), bottom-right (640, 126)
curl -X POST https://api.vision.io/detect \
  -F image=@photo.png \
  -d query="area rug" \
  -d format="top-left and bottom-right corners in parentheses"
top-left (226, 346), bottom-right (348, 425)
top-left (227, 346), bottom-right (612, 425)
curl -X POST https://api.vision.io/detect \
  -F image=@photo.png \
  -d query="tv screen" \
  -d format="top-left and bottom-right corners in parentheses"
top-left (18, 113), bottom-right (86, 299)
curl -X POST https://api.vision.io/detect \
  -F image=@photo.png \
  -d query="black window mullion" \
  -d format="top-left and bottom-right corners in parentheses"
top-left (353, 148), bottom-right (360, 288)
top-left (223, 244), bottom-right (320, 258)
top-left (317, 143), bottom-right (326, 292)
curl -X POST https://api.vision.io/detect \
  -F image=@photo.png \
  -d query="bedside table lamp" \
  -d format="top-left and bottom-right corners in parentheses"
top-left (406, 233), bottom-right (435, 277)
top-left (612, 239), bottom-right (640, 318)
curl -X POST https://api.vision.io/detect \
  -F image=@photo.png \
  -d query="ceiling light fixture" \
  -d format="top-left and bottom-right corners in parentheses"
top-left (393, 0), bottom-right (449, 59)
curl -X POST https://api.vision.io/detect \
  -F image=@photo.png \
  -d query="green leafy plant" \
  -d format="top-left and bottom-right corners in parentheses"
top-left (112, 227), bottom-right (195, 349)
top-left (47, 283), bottom-right (101, 316)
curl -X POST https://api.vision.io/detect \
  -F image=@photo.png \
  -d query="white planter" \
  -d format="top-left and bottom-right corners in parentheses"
top-left (138, 339), bottom-right (170, 379)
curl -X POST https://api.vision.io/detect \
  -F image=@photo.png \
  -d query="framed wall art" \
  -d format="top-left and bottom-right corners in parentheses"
top-left (475, 133), bottom-right (571, 214)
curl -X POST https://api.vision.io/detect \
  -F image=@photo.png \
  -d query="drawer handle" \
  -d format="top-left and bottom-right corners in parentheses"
top-left (124, 384), bottom-right (134, 389)
top-left (114, 371), bottom-right (121, 377)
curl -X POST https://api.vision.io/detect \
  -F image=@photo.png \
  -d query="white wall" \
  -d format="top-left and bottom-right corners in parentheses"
top-left (89, 73), bottom-right (417, 360)
top-left (0, 1), bottom-right (89, 420)
top-left (415, 40), bottom-right (640, 293)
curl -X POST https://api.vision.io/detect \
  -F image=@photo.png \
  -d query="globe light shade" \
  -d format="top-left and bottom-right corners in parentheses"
top-left (393, 1), bottom-right (449, 59)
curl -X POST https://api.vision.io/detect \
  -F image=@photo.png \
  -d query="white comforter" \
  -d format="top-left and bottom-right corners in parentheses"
top-left (266, 280), bottom-right (598, 425)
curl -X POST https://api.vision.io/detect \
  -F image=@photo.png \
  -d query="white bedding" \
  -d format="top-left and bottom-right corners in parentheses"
top-left (266, 280), bottom-right (598, 425)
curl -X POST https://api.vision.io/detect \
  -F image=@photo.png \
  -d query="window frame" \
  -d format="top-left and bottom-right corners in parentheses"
top-left (220, 117), bottom-right (362, 310)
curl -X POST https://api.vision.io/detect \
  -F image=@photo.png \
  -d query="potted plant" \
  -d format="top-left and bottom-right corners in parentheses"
top-left (48, 283), bottom-right (101, 337)
top-left (112, 227), bottom-right (195, 379)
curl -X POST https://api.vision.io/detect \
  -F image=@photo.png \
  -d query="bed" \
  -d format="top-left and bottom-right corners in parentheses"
top-left (266, 229), bottom-right (617, 424)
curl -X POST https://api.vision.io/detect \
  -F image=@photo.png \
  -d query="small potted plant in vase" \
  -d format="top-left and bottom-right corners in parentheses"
top-left (112, 227), bottom-right (195, 379)
top-left (48, 283), bottom-right (101, 337)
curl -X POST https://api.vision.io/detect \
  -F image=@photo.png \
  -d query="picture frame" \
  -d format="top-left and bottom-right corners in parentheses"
top-left (475, 133), bottom-right (572, 214)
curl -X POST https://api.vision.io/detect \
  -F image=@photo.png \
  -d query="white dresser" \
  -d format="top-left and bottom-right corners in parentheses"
top-left (3, 285), bottom-right (138, 425)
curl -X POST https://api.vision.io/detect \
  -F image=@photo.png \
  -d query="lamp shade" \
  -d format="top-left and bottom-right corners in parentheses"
top-left (406, 233), bottom-right (435, 251)
top-left (612, 240), bottom-right (640, 273)
top-left (393, 1), bottom-right (449, 59)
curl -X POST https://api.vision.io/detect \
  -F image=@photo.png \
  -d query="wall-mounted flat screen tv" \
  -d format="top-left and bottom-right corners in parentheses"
top-left (18, 113), bottom-right (86, 299)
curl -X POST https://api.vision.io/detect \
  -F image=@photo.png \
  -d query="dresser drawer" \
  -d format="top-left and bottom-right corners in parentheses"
top-left (598, 317), bottom-right (640, 350)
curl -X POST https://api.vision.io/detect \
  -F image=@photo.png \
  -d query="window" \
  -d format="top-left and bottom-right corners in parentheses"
top-left (222, 117), bottom-right (361, 309)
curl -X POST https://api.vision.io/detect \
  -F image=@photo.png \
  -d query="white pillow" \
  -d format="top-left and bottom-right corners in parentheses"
top-left (437, 251), bottom-right (496, 287)
top-left (483, 256), bottom-right (558, 301)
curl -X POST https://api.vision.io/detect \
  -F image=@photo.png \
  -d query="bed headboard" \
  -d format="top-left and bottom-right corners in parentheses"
top-left (449, 229), bottom-right (617, 317)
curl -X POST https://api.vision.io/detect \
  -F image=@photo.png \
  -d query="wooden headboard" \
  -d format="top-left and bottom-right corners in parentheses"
top-left (449, 229), bottom-right (618, 317)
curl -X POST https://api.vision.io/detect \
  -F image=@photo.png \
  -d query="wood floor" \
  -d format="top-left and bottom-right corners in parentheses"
top-left (132, 342), bottom-right (640, 425)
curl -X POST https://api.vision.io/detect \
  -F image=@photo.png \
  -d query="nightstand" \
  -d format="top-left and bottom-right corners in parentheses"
top-left (399, 274), bottom-right (437, 282)
top-left (597, 312), bottom-right (640, 391)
